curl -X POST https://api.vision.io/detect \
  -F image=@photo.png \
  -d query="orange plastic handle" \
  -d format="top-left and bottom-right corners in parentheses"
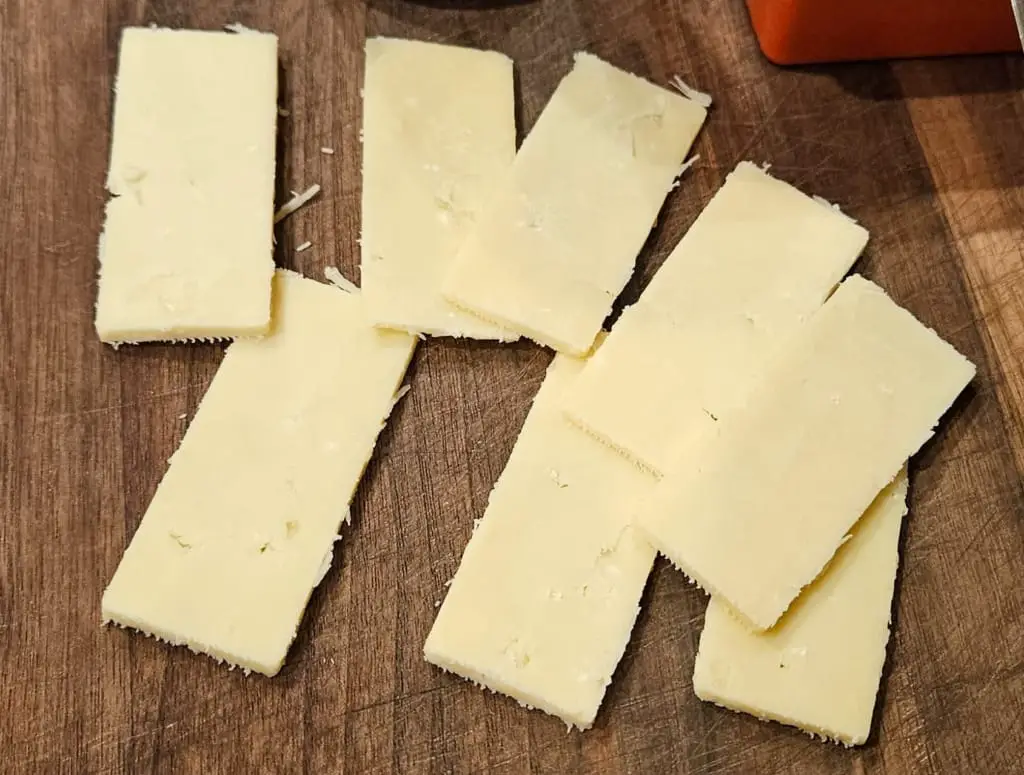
top-left (746, 0), bottom-right (1021, 64)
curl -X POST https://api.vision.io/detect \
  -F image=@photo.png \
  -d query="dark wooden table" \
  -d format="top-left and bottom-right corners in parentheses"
top-left (3, 1), bottom-right (1024, 772)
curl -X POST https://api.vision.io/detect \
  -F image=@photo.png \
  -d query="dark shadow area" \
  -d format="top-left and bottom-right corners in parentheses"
top-left (816, 60), bottom-right (904, 101)
top-left (815, 53), bottom-right (1024, 101)
top-left (436, 331), bottom-right (543, 359)
top-left (273, 60), bottom-right (292, 272)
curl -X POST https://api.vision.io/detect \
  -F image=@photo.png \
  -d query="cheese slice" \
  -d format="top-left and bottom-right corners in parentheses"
top-left (424, 343), bottom-right (657, 728)
top-left (102, 271), bottom-right (417, 675)
top-left (640, 275), bottom-right (974, 631)
top-left (360, 37), bottom-right (516, 340)
top-left (442, 53), bottom-right (708, 356)
top-left (563, 161), bottom-right (868, 476)
top-left (96, 28), bottom-right (278, 344)
top-left (693, 468), bottom-right (908, 746)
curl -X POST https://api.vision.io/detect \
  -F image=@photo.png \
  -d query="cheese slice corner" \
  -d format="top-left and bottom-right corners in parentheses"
top-left (693, 467), bottom-right (909, 746)
top-left (442, 53), bottom-right (708, 355)
top-left (102, 270), bottom-right (417, 675)
top-left (96, 27), bottom-right (278, 344)
top-left (424, 343), bottom-right (658, 728)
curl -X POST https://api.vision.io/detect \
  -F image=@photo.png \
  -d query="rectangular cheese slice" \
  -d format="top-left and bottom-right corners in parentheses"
top-left (693, 468), bottom-right (908, 746)
top-left (95, 28), bottom-right (278, 344)
top-left (442, 53), bottom-right (708, 356)
top-left (102, 271), bottom-right (417, 675)
top-left (424, 343), bottom-right (657, 728)
top-left (360, 37), bottom-right (516, 340)
top-left (640, 275), bottom-right (974, 631)
top-left (564, 161), bottom-right (868, 476)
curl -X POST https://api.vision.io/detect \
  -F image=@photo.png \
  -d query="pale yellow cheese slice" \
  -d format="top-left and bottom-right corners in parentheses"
top-left (96, 28), bottom-right (278, 344)
top-left (693, 468), bottom-right (908, 746)
top-left (360, 37), bottom-right (516, 340)
top-left (442, 53), bottom-right (708, 356)
top-left (564, 161), bottom-right (869, 476)
top-left (424, 342), bottom-right (658, 728)
top-left (640, 275), bottom-right (974, 631)
top-left (102, 271), bottom-right (417, 675)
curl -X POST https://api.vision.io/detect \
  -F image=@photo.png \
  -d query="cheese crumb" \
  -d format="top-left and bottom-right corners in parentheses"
top-left (296, 240), bottom-right (313, 253)
top-left (320, 147), bottom-right (335, 155)
top-left (671, 154), bottom-right (701, 189)
top-left (678, 154), bottom-right (701, 176)
top-left (313, 548), bottom-right (334, 586)
top-left (274, 184), bottom-right (321, 224)
top-left (670, 76), bottom-right (713, 108)
top-left (324, 266), bottom-right (359, 294)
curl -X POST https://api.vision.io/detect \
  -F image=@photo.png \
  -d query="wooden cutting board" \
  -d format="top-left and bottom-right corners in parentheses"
top-left (2, 0), bottom-right (1023, 772)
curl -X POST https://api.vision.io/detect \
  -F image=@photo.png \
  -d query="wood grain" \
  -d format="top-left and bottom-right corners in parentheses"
top-left (2, 0), bottom-right (1023, 772)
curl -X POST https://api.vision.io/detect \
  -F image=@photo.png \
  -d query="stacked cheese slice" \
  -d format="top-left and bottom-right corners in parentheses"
top-left (427, 161), bottom-right (974, 743)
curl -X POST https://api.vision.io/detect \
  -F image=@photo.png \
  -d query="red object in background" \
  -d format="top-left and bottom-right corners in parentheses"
top-left (745, 0), bottom-right (1022, 64)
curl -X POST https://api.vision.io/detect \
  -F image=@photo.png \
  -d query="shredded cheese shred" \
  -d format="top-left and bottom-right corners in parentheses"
top-left (274, 184), bottom-right (321, 224)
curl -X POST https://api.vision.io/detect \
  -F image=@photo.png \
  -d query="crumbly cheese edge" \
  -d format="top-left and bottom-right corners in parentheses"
top-left (637, 518), bottom-right (772, 631)
top-left (223, 22), bottom-right (261, 34)
top-left (101, 608), bottom-right (285, 677)
top-left (324, 266), bottom-right (359, 294)
top-left (647, 536), bottom-right (820, 634)
top-left (693, 688), bottom-right (866, 747)
top-left (670, 75), bottom-right (713, 108)
top-left (562, 411), bottom-right (663, 478)
top-left (442, 292), bottom-right (594, 356)
top-left (97, 326), bottom-right (269, 347)
top-left (423, 649), bottom-right (596, 730)
top-left (369, 315), bottom-right (521, 342)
